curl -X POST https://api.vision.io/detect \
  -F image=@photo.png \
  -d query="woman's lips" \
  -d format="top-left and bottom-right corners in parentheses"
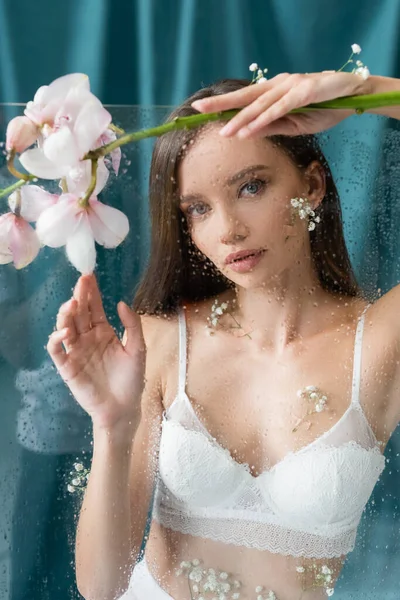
top-left (226, 249), bottom-right (265, 273)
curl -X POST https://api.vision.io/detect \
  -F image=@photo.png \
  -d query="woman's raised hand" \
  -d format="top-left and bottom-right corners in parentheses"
top-left (191, 71), bottom-right (373, 138)
top-left (47, 274), bottom-right (146, 432)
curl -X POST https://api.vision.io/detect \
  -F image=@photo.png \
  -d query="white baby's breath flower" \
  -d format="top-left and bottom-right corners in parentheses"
top-left (296, 566), bottom-right (305, 573)
top-left (255, 586), bottom-right (263, 593)
top-left (326, 588), bottom-right (335, 596)
top-left (74, 463), bottom-right (84, 471)
top-left (67, 485), bottom-right (76, 493)
top-left (355, 66), bottom-right (370, 80)
top-left (321, 565), bottom-right (332, 575)
top-left (249, 63), bottom-right (258, 72)
top-left (351, 43), bottom-right (361, 54)
top-left (232, 594), bottom-right (240, 600)
top-left (256, 77), bottom-right (268, 84)
top-left (72, 478), bottom-right (81, 486)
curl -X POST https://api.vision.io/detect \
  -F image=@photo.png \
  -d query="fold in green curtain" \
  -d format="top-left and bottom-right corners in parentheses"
top-left (0, 1), bottom-right (399, 599)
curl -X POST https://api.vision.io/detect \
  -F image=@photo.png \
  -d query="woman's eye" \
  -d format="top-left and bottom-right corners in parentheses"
top-left (239, 179), bottom-right (266, 197)
top-left (186, 203), bottom-right (209, 218)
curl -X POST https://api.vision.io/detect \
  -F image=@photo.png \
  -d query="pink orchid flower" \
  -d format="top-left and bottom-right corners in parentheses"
top-left (0, 213), bottom-right (40, 269)
top-left (35, 193), bottom-right (129, 274)
top-left (0, 185), bottom-right (59, 269)
top-left (6, 116), bottom-right (39, 153)
top-left (95, 128), bottom-right (122, 175)
top-left (19, 74), bottom-right (111, 179)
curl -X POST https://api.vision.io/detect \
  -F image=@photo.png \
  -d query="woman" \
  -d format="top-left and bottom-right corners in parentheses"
top-left (47, 71), bottom-right (400, 600)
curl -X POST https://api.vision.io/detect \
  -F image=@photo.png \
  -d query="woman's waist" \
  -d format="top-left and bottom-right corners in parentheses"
top-left (144, 521), bottom-right (345, 600)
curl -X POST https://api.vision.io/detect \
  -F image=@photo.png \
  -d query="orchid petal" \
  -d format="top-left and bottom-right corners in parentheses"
top-left (43, 126), bottom-right (81, 166)
top-left (35, 194), bottom-right (81, 247)
top-left (8, 186), bottom-right (59, 222)
top-left (25, 74), bottom-right (90, 125)
top-left (88, 199), bottom-right (129, 248)
top-left (0, 213), bottom-right (13, 263)
top-left (111, 148), bottom-right (122, 176)
top-left (66, 213), bottom-right (96, 274)
top-left (74, 95), bottom-right (112, 157)
top-left (8, 216), bottom-right (41, 269)
top-left (47, 74), bottom-right (90, 100)
top-left (65, 158), bottom-right (109, 197)
top-left (6, 116), bottom-right (39, 152)
top-left (19, 148), bottom-right (70, 179)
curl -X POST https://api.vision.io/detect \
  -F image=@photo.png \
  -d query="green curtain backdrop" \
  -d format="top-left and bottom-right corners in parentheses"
top-left (0, 1), bottom-right (400, 599)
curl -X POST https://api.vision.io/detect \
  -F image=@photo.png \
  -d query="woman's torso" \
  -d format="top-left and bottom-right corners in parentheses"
top-left (142, 295), bottom-right (399, 600)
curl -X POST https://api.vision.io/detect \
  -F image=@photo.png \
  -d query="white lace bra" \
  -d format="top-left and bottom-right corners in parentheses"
top-left (152, 305), bottom-right (386, 558)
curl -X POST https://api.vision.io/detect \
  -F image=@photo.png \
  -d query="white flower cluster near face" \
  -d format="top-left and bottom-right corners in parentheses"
top-left (67, 462), bottom-right (90, 495)
top-left (176, 559), bottom-right (279, 600)
top-left (1, 74), bottom-right (128, 274)
top-left (290, 197), bottom-right (320, 232)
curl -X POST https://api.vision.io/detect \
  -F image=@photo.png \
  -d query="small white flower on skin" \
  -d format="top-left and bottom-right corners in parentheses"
top-left (326, 588), bottom-right (335, 596)
top-left (299, 209), bottom-right (307, 219)
top-left (256, 77), bottom-right (268, 84)
top-left (249, 63), bottom-right (258, 72)
top-left (232, 594), bottom-right (240, 600)
top-left (306, 385), bottom-right (317, 392)
top-left (192, 558), bottom-right (200, 566)
top-left (351, 43), bottom-right (361, 54)
top-left (233, 580), bottom-right (241, 588)
top-left (355, 66), bottom-right (370, 80)
top-left (219, 572), bottom-right (228, 580)
top-left (315, 403), bottom-right (324, 412)
top-left (257, 595), bottom-right (263, 600)
top-left (321, 565), bottom-right (332, 574)
top-left (291, 199), bottom-right (300, 207)
top-left (296, 566), bottom-right (305, 573)
top-left (255, 586), bottom-right (263, 593)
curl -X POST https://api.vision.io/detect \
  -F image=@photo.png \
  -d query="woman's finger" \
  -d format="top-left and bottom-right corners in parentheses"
top-left (73, 275), bottom-right (92, 334)
top-left (191, 73), bottom-right (291, 115)
top-left (220, 77), bottom-right (298, 137)
top-left (237, 81), bottom-right (314, 138)
top-left (47, 328), bottom-right (70, 370)
top-left (56, 299), bottom-right (78, 341)
top-left (87, 276), bottom-right (108, 326)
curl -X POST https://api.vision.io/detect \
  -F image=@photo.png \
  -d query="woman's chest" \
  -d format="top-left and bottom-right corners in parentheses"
top-left (163, 321), bottom-right (397, 472)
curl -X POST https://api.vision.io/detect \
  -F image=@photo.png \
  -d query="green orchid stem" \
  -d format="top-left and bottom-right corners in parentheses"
top-left (85, 91), bottom-right (400, 160)
top-left (2, 91), bottom-right (400, 203)
top-left (78, 159), bottom-right (98, 208)
top-left (0, 178), bottom-right (31, 199)
top-left (7, 150), bottom-right (35, 182)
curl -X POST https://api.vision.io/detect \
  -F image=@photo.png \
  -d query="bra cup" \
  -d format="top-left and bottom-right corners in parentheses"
top-left (159, 420), bottom-right (243, 507)
top-left (259, 443), bottom-right (385, 532)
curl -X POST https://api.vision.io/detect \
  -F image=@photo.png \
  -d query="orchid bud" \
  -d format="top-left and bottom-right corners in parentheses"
top-left (6, 116), bottom-right (38, 153)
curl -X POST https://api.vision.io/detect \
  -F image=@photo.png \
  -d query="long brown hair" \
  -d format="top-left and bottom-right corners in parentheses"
top-left (133, 79), bottom-right (361, 314)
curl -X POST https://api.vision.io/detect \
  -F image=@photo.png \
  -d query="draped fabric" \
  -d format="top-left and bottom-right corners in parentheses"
top-left (0, 1), bottom-right (399, 599)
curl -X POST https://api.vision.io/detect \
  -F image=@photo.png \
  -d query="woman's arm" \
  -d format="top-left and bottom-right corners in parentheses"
top-left (75, 315), bottom-right (164, 600)
top-left (366, 75), bottom-right (400, 120)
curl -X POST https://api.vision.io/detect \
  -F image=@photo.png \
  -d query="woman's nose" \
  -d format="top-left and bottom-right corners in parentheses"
top-left (219, 213), bottom-right (249, 245)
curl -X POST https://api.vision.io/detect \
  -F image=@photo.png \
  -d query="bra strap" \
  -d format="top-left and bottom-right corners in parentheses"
top-left (351, 303), bottom-right (371, 406)
top-left (178, 307), bottom-right (187, 395)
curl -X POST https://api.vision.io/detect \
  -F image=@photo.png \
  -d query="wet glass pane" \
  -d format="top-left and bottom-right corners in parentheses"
top-left (0, 103), bottom-right (399, 600)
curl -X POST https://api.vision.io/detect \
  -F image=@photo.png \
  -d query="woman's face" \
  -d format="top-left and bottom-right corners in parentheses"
top-left (178, 125), bottom-right (325, 289)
